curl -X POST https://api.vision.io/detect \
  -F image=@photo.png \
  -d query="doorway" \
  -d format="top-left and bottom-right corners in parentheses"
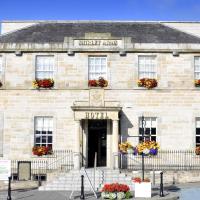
top-left (88, 120), bottom-right (107, 167)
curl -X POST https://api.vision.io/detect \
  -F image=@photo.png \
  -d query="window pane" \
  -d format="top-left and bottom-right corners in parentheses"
top-left (138, 56), bottom-right (156, 79)
top-left (36, 56), bottom-right (54, 79)
top-left (88, 57), bottom-right (107, 80)
top-left (151, 128), bottom-right (156, 135)
top-left (196, 137), bottom-right (200, 144)
top-left (34, 117), bottom-right (53, 147)
top-left (145, 128), bottom-right (150, 135)
top-left (139, 117), bottom-right (157, 142)
top-left (48, 136), bottom-right (52, 143)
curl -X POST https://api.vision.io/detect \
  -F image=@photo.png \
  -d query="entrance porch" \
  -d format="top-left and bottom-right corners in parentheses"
top-left (71, 105), bottom-right (122, 169)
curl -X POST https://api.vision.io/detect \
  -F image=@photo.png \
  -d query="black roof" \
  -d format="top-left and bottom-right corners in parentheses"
top-left (1, 22), bottom-right (200, 43)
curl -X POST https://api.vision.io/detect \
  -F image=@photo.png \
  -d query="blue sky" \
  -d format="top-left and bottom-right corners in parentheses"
top-left (0, 0), bottom-right (200, 21)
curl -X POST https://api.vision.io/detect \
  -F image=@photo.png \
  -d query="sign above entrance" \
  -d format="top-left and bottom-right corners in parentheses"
top-left (74, 39), bottom-right (122, 49)
top-left (73, 110), bottom-right (120, 120)
top-left (86, 112), bottom-right (109, 120)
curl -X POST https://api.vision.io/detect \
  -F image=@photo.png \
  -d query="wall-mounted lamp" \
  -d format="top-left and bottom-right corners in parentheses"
top-left (67, 50), bottom-right (74, 56)
top-left (119, 51), bottom-right (126, 56)
top-left (172, 51), bottom-right (179, 57)
top-left (15, 51), bottom-right (23, 56)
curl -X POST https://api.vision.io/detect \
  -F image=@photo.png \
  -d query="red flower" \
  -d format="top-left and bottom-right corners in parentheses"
top-left (101, 183), bottom-right (130, 193)
top-left (88, 77), bottom-right (108, 87)
top-left (32, 146), bottom-right (52, 156)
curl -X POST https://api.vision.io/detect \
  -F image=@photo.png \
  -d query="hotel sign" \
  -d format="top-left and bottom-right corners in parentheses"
top-left (74, 110), bottom-right (119, 120)
top-left (74, 39), bottom-right (122, 48)
top-left (85, 112), bottom-right (109, 119)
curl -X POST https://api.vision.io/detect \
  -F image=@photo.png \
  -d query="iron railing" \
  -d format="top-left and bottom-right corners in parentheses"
top-left (119, 150), bottom-right (200, 171)
top-left (10, 149), bottom-right (74, 179)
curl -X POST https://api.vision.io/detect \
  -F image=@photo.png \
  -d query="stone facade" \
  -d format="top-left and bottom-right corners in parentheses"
top-left (1, 21), bottom-right (200, 169)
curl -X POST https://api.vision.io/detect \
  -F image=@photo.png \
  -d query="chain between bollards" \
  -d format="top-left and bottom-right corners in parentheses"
top-left (160, 172), bottom-right (164, 197)
top-left (80, 175), bottom-right (85, 200)
top-left (7, 176), bottom-right (12, 200)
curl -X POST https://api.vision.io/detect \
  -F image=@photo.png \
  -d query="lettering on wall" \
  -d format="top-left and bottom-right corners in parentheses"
top-left (85, 112), bottom-right (109, 119)
top-left (74, 39), bottom-right (122, 48)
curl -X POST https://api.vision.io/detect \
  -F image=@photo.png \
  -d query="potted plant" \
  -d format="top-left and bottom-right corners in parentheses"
top-left (32, 79), bottom-right (54, 89)
top-left (88, 77), bottom-right (108, 87)
top-left (136, 140), bottom-right (159, 156)
top-left (132, 177), bottom-right (151, 198)
top-left (101, 183), bottom-right (132, 199)
top-left (137, 78), bottom-right (158, 89)
top-left (119, 142), bottom-right (137, 154)
top-left (32, 146), bottom-right (52, 156)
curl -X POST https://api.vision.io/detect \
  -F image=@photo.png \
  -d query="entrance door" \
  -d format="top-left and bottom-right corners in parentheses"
top-left (88, 120), bottom-right (107, 167)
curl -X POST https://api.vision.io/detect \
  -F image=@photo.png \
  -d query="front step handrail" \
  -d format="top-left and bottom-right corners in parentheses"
top-left (70, 167), bottom-right (98, 199)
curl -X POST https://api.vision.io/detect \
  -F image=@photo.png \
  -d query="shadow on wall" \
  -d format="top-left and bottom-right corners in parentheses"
top-left (119, 110), bottom-right (134, 142)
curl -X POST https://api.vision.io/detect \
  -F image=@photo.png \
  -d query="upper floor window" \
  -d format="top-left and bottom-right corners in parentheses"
top-left (34, 116), bottom-right (53, 148)
top-left (88, 56), bottom-right (107, 80)
top-left (0, 56), bottom-right (2, 74)
top-left (194, 57), bottom-right (200, 80)
top-left (35, 56), bottom-right (54, 79)
top-left (139, 117), bottom-right (157, 142)
top-left (196, 118), bottom-right (200, 147)
top-left (138, 56), bottom-right (156, 79)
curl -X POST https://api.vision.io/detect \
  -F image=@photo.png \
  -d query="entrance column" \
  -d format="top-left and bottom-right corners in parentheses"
top-left (74, 120), bottom-right (81, 170)
top-left (112, 120), bottom-right (119, 169)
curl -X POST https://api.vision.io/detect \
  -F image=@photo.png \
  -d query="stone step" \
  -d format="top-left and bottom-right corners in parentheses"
top-left (39, 168), bottom-right (133, 191)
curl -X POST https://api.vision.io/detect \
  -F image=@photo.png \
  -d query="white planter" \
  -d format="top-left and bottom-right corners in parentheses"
top-left (135, 182), bottom-right (151, 198)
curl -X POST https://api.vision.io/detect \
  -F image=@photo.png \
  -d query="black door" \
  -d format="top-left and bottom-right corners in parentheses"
top-left (88, 120), bottom-right (107, 167)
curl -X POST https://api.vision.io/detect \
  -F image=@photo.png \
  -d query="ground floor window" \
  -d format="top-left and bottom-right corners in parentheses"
top-left (196, 118), bottom-right (200, 147)
top-left (34, 117), bottom-right (53, 148)
top-left (139, 117), bottom-right (157, 142)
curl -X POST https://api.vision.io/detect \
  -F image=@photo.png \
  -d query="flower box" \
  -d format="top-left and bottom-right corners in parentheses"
top-left (137, 78), bottom-right (157, 89)
top-left (101, 183), bottom-right (132, 199)
top-left (195, 80), bottom-right (200, 87)
top-left (88, 77), bottom-right (108, 87)
top-left (32, 146), bottom-right (52, 156)
top-left (32, 79), bottom-right (54, 89)
top-left (195, 146), bottom-right (200, 155)
top-left (119, 140), bottom-right (159, 156)
top-left (134, 182), bottom-right (151, 198)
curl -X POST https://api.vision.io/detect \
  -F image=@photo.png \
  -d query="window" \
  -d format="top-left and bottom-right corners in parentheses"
top-left (194, 57), bottom-right (200, 80)
top-left (88, 56), bottom-right (107, 80)
top-left (196, 118), bottom-right (200, 147)
top-left (0, 56), bottom-right (2, 74)
top-left (34, 117), bottom-right (53, 148)
top-left (139, 117), bottom-right (157, 142)
top-left (35, 56), bottom-right (54, 79)
top-left (138, 56), bottom-right (156, 79)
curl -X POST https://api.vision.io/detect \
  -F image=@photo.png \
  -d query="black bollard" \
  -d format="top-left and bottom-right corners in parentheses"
top-left (80, 175), bottom-right (85, 200)
top-left (7, 176), bottom-right (12, 200)
top-left (160, 172), bottom-right (164, 197)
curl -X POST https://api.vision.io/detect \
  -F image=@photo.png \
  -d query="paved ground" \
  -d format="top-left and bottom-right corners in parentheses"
top-left (2, 181), bottom-right (200, 200)
top-left (0, 188), bottom-right (180, 200)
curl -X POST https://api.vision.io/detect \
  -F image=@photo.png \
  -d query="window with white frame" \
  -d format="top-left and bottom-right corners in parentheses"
top-left (138, 56), bottom-right (156, 79)
top-left (34, 117), bottom-right (53, 148)
top-left (194, 57), bottom-right (200, 80)
top-left (88, 56), bottom-right (107, 80)
top-left (139, 117), bottom-right (157, 142)
top-left (35, 56), bottom-right (54, 79)
top-left (196, 118), bottom-right (200, 147)
top-left (0, 56), bottom-right (2, 74)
